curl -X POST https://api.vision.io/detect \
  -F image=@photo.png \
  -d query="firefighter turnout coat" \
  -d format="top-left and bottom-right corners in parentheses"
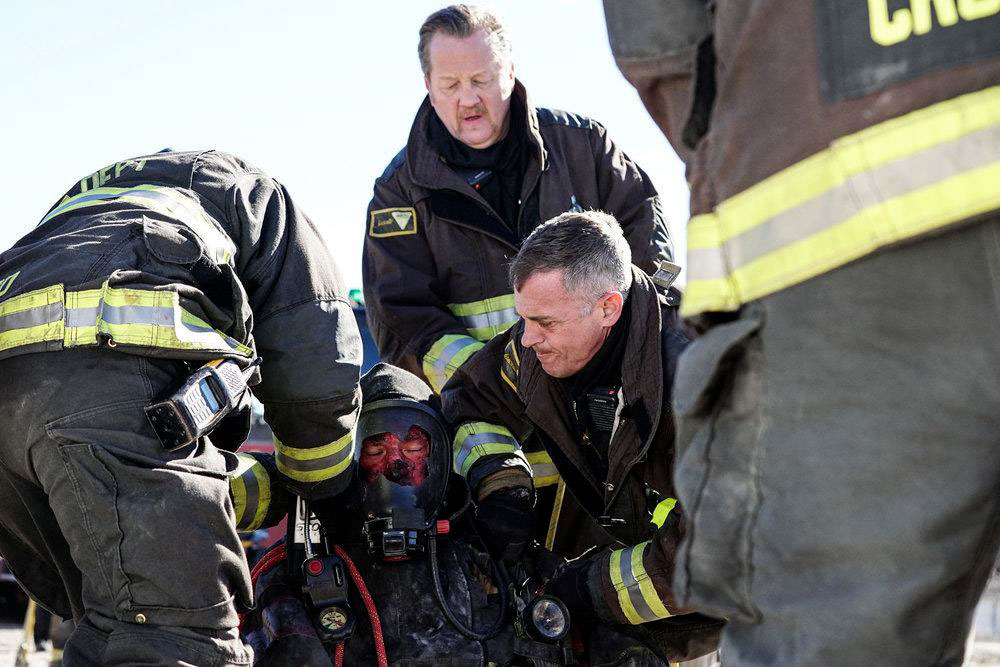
top-left (362, 80), bottom-right (672, 395)
top-left (604, 0), bottom-right (1000, 319)
top-left (0, 150), bottom-right (361, 500)
top-left (442, 267), bottom-right (706, 628)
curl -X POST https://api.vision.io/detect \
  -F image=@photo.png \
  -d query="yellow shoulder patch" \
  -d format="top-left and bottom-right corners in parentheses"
top-left (500, 337), bottom-right (520, 392)
top-left (369, 207), bottom-right (418, 238)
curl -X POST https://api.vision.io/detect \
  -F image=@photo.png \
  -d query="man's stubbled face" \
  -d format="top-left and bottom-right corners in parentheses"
top-left (360, 425), bottom-right (431, 486)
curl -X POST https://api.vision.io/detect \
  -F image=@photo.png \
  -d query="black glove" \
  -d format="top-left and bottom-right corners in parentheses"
top-left (474, 486), bottom-right (534, 565)
top-left (546, 557), bottom-right (599, 628)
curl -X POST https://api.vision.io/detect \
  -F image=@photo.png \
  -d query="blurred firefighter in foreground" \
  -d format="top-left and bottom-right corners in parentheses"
top-left (238, 363), bottom-right (672, 665)
top-left (0, 149), bottom-right (362, 665)
top-left (603, 0), bottom-right (1000, 663)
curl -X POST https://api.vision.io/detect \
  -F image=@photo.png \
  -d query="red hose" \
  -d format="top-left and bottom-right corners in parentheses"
top-left (239, 543), bottom-right (288, 630)
top-left (335, 640), bottom-right (345, 667)
top-left (333, 544), bottom-right (388, 667)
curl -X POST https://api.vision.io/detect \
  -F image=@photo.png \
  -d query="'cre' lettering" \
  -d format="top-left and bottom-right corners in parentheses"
top-left (869, 0), bottom-right (1000, 47)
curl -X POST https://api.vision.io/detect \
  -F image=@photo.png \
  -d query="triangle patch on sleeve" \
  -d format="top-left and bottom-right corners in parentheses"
top-left (370, 207), bottom-right (418, 237)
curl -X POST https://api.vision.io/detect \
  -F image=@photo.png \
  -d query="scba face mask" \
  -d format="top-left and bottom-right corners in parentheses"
top-left (350, 398), bottom-right (451, 560)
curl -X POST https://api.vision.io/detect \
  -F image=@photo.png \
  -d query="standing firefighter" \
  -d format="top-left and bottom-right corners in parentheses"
top-left (442, 211), bottom-right (723, 662)
top-left (604, 0), bottom-right (1000, 663)
top-left (0, 149), bottom-right (362, 665)
top-left (363, 2), bottom-right (673, 571)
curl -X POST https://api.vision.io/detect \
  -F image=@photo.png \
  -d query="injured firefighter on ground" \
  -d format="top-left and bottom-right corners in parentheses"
top-left (236, 363), bottom-right (677, 666)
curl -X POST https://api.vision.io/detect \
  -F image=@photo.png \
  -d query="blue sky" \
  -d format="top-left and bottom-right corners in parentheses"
top-left (0, 1), bottom-right (687, 290)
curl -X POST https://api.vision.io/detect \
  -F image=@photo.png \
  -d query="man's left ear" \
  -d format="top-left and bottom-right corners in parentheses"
top-left (600, 292), bottom-right (624, 325)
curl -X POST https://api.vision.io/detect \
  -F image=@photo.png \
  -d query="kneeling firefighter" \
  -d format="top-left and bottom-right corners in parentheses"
top-left (236, 363), bottom-right (667, 666)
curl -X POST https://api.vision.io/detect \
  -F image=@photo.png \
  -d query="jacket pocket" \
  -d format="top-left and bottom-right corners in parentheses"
top-left (142, 215), bottom-right (203, 265)
top-left (671, 309), bottom-right (765, 622)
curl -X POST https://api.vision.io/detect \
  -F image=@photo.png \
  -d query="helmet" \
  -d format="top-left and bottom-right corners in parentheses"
top-left (349, 363), bottom-right (451, 559)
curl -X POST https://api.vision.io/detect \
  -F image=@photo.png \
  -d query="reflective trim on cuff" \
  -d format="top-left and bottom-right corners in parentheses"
top-left (275, 432), bottom-right (354, 483)
top-left (608, 541), bottom-right (672, 625)
top-left (453, 421), bottom-right (522, 477)
top-left (422, 333), bottom-right (484, 393)
top-left (231, 453), bottom-right (272, 531)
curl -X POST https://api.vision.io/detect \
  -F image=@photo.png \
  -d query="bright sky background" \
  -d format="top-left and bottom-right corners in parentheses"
top-left (0, 1), bottom-right (688, 290)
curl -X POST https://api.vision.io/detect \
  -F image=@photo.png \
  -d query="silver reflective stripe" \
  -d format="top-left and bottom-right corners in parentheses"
top-left (64, 305), bottom-right (99, 328)
top-left (687, 122), bottom-right (1000, 282)
top-left (0, 302), bottom-right (62, 332)
top-left (457, 307), bottom-right (518, 330)
top-left (433, 337), bottom-right (479, 379)
top-left (455, 431), bottom-right (519, 472)
top-left (617, 543), bottom-right (658, 623)
top-left (530, 462), bottom-right (558, 479)
top-left (276, 441), bottom-right (353, 474)
top-left (99, 303), bottom-right (175, 326)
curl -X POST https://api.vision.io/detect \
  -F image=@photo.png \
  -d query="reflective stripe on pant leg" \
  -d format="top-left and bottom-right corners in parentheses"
top-left (274, 432), bottom-right (353, 484)
top-left (453, 421), bottom-right (524, 478)
top-left (231, 453), bottom-right (272, 531)
top-left (608, 541), bottom-right (672, 624)
top-left (423, 334), bottom-right (485, 393)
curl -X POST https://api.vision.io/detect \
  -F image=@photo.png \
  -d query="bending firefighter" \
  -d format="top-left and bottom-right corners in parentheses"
top-left (0, 149), bottom-right (362, 666)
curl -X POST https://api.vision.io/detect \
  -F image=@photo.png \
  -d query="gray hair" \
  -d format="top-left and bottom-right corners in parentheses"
top-left (418, 5), bottom-right (512, 76)
top-left (510, 210), bottom-right (632, 308)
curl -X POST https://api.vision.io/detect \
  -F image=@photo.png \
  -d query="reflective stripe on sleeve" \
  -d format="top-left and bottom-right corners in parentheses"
top-left (608, 541), bottom-right (672, 625)
top-left (274, 432), bottom-right (354, 483)
top-left (39, 185), bottom-right (236, 264)
top-left (453, 421), bottom-right (523, 477)
top-left (525, 449), bottom-right (560, 488)
top-left (0, 282), bottom-right (254, 357)
top-left (231, 453), bottom-right (272, 531)
top-left (422, 334), bottom-right (484, 393)
top-left (448, 294), bottom-right (518, 342)
top-left (683, 84), bottom-right (1000, 316)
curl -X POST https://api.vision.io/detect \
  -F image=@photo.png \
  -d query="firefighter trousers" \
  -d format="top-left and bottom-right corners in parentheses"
top-left (0, 348), bottom-right (252, 666)
top-left (672, 213), bottom-right (1000, 665)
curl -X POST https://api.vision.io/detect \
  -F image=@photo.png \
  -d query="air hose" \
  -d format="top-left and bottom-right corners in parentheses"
top-left (428, 531), bottom-right (508, 641)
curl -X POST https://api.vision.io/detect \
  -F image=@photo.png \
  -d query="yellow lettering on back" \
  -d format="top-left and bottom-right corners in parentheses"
top-left (958, 0), bottom-right (1000, 19)
top-left (869, 0), bottom-right (913, 45)
top-left (910, 0), bottom-right (959, 34)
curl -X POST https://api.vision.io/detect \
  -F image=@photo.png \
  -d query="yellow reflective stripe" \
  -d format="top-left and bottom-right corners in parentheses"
top-left (422, 334), bottom-right (484, 393)
top-left (631, 543), bottom-right (671, 621)
top-left (683, 85), bottom-right (1000, 317)
top-left (449, 294), bottom-right (519, 341)
top-left (453, 421), bottom-right (521, 477)
top-left (500, 338), bottom-right (520, 393)
top-left (39, 185), bottom-right (235, 264)
top-left (525, 449), bottom-right (561, 488)
top-left (275, 432), bottom-right (354, 483)
top-left (0, 285), bottom-right (65, 352)
top-left (545, 479), bottom-right (566, 551)
top-left (650, 497), bottom-right (677, 529)
top-left (609, 542), bottom-right (671, 624)
top-left (231, 453), bottom-right (272, 531)
top-left (609, 547), bottom-right (644, 625)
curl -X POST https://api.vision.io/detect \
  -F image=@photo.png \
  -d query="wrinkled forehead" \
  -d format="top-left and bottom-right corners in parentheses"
top-left (427, 29), bottom-right (509, 78)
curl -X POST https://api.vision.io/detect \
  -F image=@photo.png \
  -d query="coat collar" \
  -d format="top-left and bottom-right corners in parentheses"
top-left (404, 79), bottom-right (547, 191)
top-left (518, 267), bottom-right (664, 492)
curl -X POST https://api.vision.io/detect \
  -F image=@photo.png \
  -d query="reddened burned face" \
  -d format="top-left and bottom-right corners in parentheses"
top-left (360, 425), bottom-right (431, 486)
